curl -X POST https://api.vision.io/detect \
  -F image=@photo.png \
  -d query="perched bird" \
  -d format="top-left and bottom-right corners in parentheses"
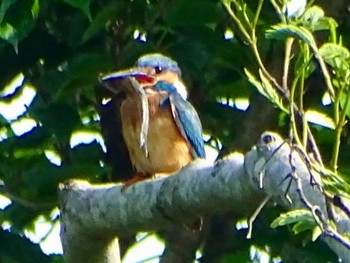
top-left (101, 53), bottom-right (205, 186)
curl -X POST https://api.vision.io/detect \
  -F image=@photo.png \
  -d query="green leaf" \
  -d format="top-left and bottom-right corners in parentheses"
top-left (292, 221), bottom-right (317, 234)
top-left (56, 53), bottom-right (113, 98)
top-left (0, 0), bottom-right (17, 23)
top-left (266, 24), bottom-right (317, 50)
top-left (22, 156), bottom-right (61, 202)
top-left (327, 17), bottom-right (338, 42)
top-left (244, 68), bottom-right (288, 112)
top-left (301, 6), bottom-right (338, 33)
top-left (31, 0), bottom-right (40, 19)
top-left (302, 6), bottom-right (324, 29)
top-left (30, 101), bottom-right (80, 142)
top-left (63, 0), bottom-right (92, 20)
top-left (318, 43), bottom-right (350, 77)
top-left (2, 203), bottom-right (39, 229)
top-left (32, 53), bottom-right (112, 101)
top-left (0, 0), bottom-right (37, 52)
top-left (13, 126), bottom-right (50, 150)
top-left (163, 0), bottom-right (222, 26)
top-left (339, 91), bottom-right (350, 120)
top-left (0, 229), bottom-right (50, 263)
top-left (81, 2), bottom-right (122, 43)
top-left (271, 209), bottom-right (316, 228)
top-left (60, 142), bottom-right (105, 182)
top-left (305, 110), bottom-right (335, 130)
top-left (244, 69), bottom-right (263, 92)
top-left (311, 226), bottom-right (322, 241)
top-left (0, 23), bottom-right (17, 52)
top-left (313, 161), bottom-right (350, 195)
top-left (219, 250), bottom-right (249, 263)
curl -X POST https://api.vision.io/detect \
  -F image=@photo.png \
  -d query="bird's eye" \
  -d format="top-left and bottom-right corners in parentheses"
top-left (154, 66), bottom-right (163, 74)
top-left (262, 134), bottom-right (274, 144)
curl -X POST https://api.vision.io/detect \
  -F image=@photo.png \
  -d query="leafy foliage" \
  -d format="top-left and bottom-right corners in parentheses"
top-left (0, 0), bottom-right (349, 262)
top-left (271, 209), bottom-right (319, 237)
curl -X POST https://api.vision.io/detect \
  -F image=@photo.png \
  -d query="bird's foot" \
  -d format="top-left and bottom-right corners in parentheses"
top-left (122, 173), bottom-right (150, 190)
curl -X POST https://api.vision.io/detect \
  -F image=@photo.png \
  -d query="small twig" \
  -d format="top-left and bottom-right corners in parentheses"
top-left (287, 148), bottom-right (350, 250)
top-left (252, 0), bottom-right (264, 33)
top-left (305, 125), bottom-right (324, 166)
top-left (323, 226), bottom-right (350, 250)
top-left (0, 186), bottom-right (54, 210)
top-left (259, 170), bottom-right (265, 189)
top-left (223, 2), bottom-right (252, 45)
top-left (331, 88), bottom-right (350, 171)
top-left (314, 51), bottom-right (335, 99)
top-left (278, 172), bottom-right (293, 204)
top-left (224, 0), bottom-right (284, 94)
top-left (291, 144), bottom-right (322, 189)
top-left (269, 0), bottom-right (285, 22)
top-left (298, 44), bottom-right (309, 148)
top-left (333, 195), bottom-right (350, 219)
top-left (247, 195), bottom-right (270, 239)
top-left (290, 77), bottom-right (304, 147)
top-left (282, 38), bottom-right (294, 91)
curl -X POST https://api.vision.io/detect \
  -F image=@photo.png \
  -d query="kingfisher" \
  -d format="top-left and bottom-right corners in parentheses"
top-left (100, 53), bottom-right (205, 186)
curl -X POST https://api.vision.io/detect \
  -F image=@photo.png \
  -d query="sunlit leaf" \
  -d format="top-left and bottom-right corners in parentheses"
top-left (271, 209), bottom-right (316, 228)
top-left (259, 70), bottom-right (288, 112)
top-left (301, 6), bottom-right (324, 30)
top-left (305, 110), bottom-right (335, 129)
top-left (31, 0), bottom-right (39, 19)
top-left (319, 43), bottom-right (350, 63)
top-left (311, 226), bottom-right (322, 241)
top-left (0, 0), bottom-right (37, 52)
top-left (244, 69), bottom-right (288, 112)
top-left (327, 18), bottom-right (338, 42)
top-left (339, 91), bottom-right (350, 120)
top-left (266, 24), bottom-right (317, 50)
top-left (292, 221), bottom-right (316, 234)
top-left (300, 6), bottom-right (338, 33)
top-left (0, 23), bottom-right (17, 52)
top-left (318, 43), bottom-right (350, 77)
top-left (312, 163), bottom-right (350, 196)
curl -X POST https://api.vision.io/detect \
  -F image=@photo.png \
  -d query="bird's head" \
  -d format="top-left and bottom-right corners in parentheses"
top-left (100, 53), bottom-right (187, 99)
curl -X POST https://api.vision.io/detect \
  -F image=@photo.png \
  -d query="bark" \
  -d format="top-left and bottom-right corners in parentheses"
top-left (59, 131), bottom-right (350, 263)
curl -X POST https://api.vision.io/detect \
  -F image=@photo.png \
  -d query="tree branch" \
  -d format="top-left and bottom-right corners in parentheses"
top-left (59, 132), bottom-right (350, 263)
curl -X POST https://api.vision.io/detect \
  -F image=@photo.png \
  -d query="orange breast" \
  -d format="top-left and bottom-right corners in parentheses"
top-left (120, 92), bottom-right (193, 175)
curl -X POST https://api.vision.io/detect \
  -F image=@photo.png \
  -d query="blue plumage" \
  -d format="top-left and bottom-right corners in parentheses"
top-left (155, 81), bottom-right (206, 158)
top-left (154, 81), bottom-right (177, 94)
top-left (136, 53), bottom-right (182, 77)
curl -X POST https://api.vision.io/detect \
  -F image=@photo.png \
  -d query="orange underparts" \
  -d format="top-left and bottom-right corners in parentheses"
top-left (122, 173), bottom-right (151, 189)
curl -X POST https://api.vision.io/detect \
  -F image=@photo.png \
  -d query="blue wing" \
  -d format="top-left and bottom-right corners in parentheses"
top-left (155, 81), bottom-right (205, 158)
top-left (169, 94), bottom-right (206, 158)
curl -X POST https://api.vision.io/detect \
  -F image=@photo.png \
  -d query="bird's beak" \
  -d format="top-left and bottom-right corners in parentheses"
top-left (100, 67), bottom-right (157, 95)
top-left (99, 67), bottom-right (156, 84)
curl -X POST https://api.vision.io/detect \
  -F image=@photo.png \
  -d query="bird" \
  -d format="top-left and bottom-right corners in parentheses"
top-left (100, 53), bottom-right (205, 187)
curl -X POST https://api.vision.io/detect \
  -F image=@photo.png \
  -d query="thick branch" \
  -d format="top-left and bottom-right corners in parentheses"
top-left (59, 132), bottom-right (350, 263)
